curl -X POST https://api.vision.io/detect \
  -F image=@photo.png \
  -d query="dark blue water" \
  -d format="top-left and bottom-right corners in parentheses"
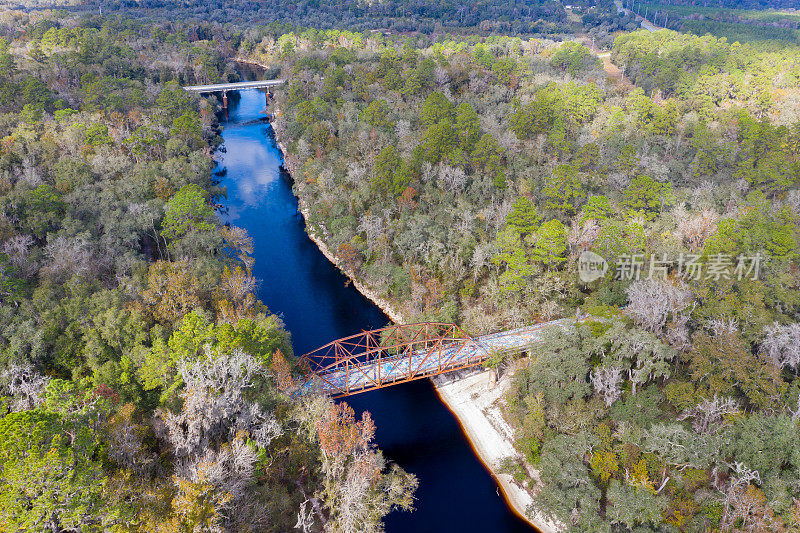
top-left (219, 90), bottom-right (532, 532)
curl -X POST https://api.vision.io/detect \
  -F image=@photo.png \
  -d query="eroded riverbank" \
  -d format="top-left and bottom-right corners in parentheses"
top-left (276, 127), bottom-right (553, 533)
top-left (221, 90), bottom-right (535, 532)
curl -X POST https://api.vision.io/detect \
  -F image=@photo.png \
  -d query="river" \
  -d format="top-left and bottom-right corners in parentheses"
top-left (218, 89), bottom-right (533, 532)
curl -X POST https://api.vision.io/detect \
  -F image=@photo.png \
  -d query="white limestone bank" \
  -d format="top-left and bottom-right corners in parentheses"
top-left (433, 369), bottom-right (559, 533)
top-left (276, 136), bottom-right (405, 324)
top-left (297, 197), bottom-right (406, 324)
top-left (274, 123), bottom-right (557, 533)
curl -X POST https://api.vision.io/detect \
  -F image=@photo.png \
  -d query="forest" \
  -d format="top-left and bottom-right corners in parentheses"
top-left (632, 1), bottom-right (800, 44)
top-left (1, 0), bottom-right (800, 531)
top-left (0, 12), bottom-right (417, 532)
top-left (0, 0), bottom-right (575, 35)
top-left (260, 22), bottom-right (800, 531)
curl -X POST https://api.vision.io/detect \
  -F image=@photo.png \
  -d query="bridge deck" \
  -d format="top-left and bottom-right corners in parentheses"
top-left (182, 79), bottom-right (286, 93)
top-left (301, 319), bottom-right (574, 397)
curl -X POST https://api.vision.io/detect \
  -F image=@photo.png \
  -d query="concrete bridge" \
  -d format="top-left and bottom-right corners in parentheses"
top-left (182, 79), bottom-right (285, 107)
top-left (293, 319), bottom-right (576, 398)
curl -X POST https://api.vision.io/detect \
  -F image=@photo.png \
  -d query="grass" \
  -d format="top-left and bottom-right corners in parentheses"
top-left (681, 19), bottom-right (800, 45)
top-left (630, 2), bottom-right (800, 45)
top-left (745, 10), bottom-right (800, 23)
top-left (640, 2), bottom-right (800, 23)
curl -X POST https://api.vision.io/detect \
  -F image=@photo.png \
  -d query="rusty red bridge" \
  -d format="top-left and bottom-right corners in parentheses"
top-left (293, 320), bottom-right (574, 398)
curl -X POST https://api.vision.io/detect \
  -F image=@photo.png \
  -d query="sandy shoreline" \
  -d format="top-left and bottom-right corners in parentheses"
top-left (434, 370), bottom-right (559, 533)
top-left (273, 126), bottom-right (555, 533)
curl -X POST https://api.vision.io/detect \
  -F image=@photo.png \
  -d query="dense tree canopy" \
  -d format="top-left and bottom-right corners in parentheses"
top-left (261, 20), bottom-right (800, 532)
top-left (1, 2), bottom-right (800, 530)
top-left (0, 12), bottom-right (417, 533)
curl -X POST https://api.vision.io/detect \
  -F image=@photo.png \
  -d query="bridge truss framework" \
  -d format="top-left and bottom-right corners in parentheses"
top-left (295, 323), bottom-right (490, 398)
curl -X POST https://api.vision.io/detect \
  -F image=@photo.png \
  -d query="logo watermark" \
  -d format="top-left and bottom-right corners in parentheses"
top-left (578, 252), bottom-right (765, 282)
top-left (578, 251), bottom-right (609, 283)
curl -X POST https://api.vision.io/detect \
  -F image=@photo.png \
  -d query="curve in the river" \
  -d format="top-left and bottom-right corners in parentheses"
top-left (218, 89), bottom-right (534, 532)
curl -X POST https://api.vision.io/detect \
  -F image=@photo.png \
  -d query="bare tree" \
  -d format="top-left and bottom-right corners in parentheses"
top-left (468, 70), bottom-right (489, 93)
top-left (222, 225), bottom-right (255, 273)
top-left (540, 299), bottom-right (561, 321)
top-left (666, 312), bottom-right (691, 351)
top-left (678, 396), bottom-right (740, 435)
top-left (760, 322), bottom-right (800, 371)
top-left (108, 404), bottom-right (155, 475)
top-left (42, 234), bottom-right (95, 282)
top-left (791, 396), bottom-right (800, 421)
top-left (607, 171), bottom-right (631, 192)
top-left (2, 234), bottom-right (35, 278)
top-left (625, 280), bottom-right (693, 336)
top-left (719, 462), bottom-right (784, 533)
top-left (158, 350), bottom-right (281, 530)
top-left (708, 317), bottom-right (739, 337)
top-left (786, 190), bottom-right (800, 213)
top-left (591, 366), bottom-right (624, 407)
top-left (471, 242), bottom-right (496, 280)
top-left (437, 165), bottom-right (467, 192)
top-left (20, 158), bottom-right (43, 187)
top-left (308, 400), bottom-right (417, 533)
top-left (728, 462), bottom-right (760, 489)
top-left (357, 214), bottom-right (384, 257)
top-left (394, 120), bottom-right (413, 153)
top-left (219, 266), bottom-right (258, 303)
top-left (295, 500), bottom-right (315, 532)
top-left (420, 162), bottom-right (437, 184)
top-left (567, 219), bottom-right (600, 253)
top-left (109, 420), bottom-right (150, 472)
top-left (691, 181), bottom-right (716, 209)
top-left (457, 210), bottom-right (474, 235)
top-left (172, 435), bottom-right (269, 531)
top-left (345, 161), bottom-right (368, 187)
top-left (159, 350), bottom-right (281, 459)
top-left (2, 362), bottom-right (49, 411)
top-left (675, 207), bottom-right (718, 251)
top-left (492, 199), bottom-right (514, 230)
top-left (297, 138), bottom-right (311, 160)
top-left (433, 66), bottom-right (450, 86)
top-left (174, 437), bottom-right (258, 503)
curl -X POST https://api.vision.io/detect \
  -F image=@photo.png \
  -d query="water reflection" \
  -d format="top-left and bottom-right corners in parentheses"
top-left (219, 131), bottom-right (282, 215)
top-left (219, 89), bottom-right (534, 532)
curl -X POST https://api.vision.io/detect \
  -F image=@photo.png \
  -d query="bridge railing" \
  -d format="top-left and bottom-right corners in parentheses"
top-left (294, 322), bottom-right (489, 397)
top-left (182, 79), bottom-right (286, 93)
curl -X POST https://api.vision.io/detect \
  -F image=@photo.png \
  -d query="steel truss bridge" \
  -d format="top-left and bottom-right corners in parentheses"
top-left (293, 320), bottom-right (574, 398)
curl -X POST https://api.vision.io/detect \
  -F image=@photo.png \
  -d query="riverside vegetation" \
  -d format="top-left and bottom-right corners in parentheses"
top-left (2, 2), bottom-right (800, 532)
top-left (257, 24), bottom-right (800, 531)
top-left (0, 13), bottom-right (417, 532)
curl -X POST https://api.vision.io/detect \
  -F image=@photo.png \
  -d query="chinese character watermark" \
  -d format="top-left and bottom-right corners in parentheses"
top-left (579, 252), bottom-right (765, 282)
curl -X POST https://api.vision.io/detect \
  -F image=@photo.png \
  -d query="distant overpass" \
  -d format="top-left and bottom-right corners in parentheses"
top-left (182, 79), bottom-right (286, 107)
top-left (182, 79), bottom-right (286, 93)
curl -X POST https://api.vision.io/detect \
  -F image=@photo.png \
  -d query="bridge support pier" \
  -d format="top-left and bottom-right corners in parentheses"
top-left (222, 90), bottom-right (228, 109)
